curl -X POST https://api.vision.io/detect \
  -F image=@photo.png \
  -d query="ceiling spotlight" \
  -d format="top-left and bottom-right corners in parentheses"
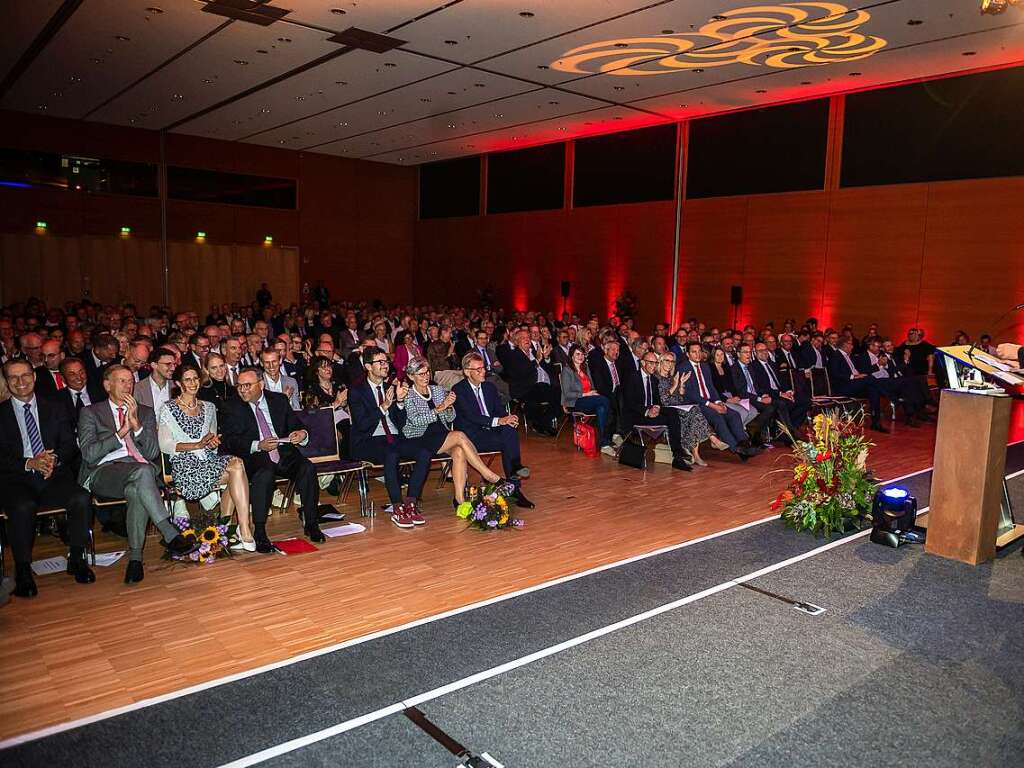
top-left (202, 77), bottom-right (214, 83)
top-left (613, 86), bottom-right (624, 91)
top-left (36, 104), bottom-right (48, 111)
top-left (711, 14), bottom-right (728, 21)
top-left (614, 42), bottom-right (629, 48)
top-left (384, 62), bottom-right (396, 68)
top-left (234, 59), bottom-right (249, 65)
top-left (277, 37), bottom-right (292, 43)
top-left (447, 123), bottom-right (456, 128)
top-left (693, 68), bottom-right (704, 73)
top-left (171, 93), bottom-right (183, 101)
top-left (474, 83), bottom-right (486, 88)
top-left (444, 39), bottom-right (458, 45)
top-left (537, 64), bottom-right (549, 69)
top-left (661, 29), bottom-right (674, 34)
top-left (330, 8), bottom-right (346, 14)
top-left (420, 97), bottom-right (431, 102)
top-left (962, 50), bottom-right (977, 55)
top-left (981, 0), bottom-right (1022, 13)
top-left (548, 100), bottom-right (559, 104)
top-left (849, 71), bottom-right (862, 76)
top-left (907, 18), bottom-right (923, 25)
top-left (755, 89), bottom-right (767, 93)
top-left (493, 113), bottom-right (503, 117)
top-left (519, 11), bottom-right (535, 17)
top-left (256, 49), bottom-right (269, 54)
top-left (145, 6), bottom-right (163, 13)
top-left (115, 35), bottom-right (130, 41)
top-left (90, 57), bottom-right (105, 64)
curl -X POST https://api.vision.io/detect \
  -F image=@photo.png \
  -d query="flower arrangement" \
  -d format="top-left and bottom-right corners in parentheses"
top-left (166, 510), bottom-right (237, 564)
top-left (772, 410), bottom-right (875, 537)
top-left (455, 480), bottom-right (525, 531)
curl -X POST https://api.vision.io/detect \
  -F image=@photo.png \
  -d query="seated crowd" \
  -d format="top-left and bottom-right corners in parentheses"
top-left (0, 290), bottom-right (944, 600)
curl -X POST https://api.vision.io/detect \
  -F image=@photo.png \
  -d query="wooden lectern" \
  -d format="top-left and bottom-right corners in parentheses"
top-left (925, 389), bottom-right (1011, 565)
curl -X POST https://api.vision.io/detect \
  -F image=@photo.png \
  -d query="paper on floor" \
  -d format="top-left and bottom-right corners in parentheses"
top-left (321, 523), bottom-right (366, 538)
top-left (31, 556), bottom-right (67, 576)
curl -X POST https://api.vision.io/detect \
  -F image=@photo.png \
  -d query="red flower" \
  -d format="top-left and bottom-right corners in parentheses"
top-left (816, 450), bottom-right (833, 462)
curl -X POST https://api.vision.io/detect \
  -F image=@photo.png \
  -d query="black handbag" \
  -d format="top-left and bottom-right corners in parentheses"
top-left (618, 439), bottom-right (647, 469)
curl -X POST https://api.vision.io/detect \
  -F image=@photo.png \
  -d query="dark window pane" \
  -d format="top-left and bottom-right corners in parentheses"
top-left (168, 166), bottom-right (296, 208)
top-left (686, 99), bottom-right (829, 199)
top-left (419, 156), bottom-right (480, 219)
top-left (0, 148), bottom-right (156, 196)
top-left (487, 143), bottom-right (564, 214)
top-left (841, 66), bottom-right (1024, 187)
top-left (574, 124), bottom-right (677, 207)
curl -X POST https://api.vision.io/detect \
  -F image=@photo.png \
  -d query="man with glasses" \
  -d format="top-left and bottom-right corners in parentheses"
top-left (186, 333), bottom-right (210, 370)
top-left (220, 368), bottom-right (322, 550)
top-left (33, 338), bottom-right (66, 397)
top-left (452, 352), bottom-right (534, 508)
top-left (134, 347), bottom-right (176, 415)
top-left (620, 353), bottom-right (691, 471)
top-left (348, 349), bottom-right (434, 522)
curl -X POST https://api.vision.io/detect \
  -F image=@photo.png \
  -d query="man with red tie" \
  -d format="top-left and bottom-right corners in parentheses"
top-left (78, 365), bottom-right (198, 583)
top-left (680, 342), bottom-right (757, 461)
top-left (33, 339), bottom-right (67, 397)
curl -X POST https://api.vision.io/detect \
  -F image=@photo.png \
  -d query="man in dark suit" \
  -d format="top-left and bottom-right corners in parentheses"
top-left (469, 328), bottom-right (509, 404)
top-left (587, 337), bottom-right (624, 443)
top-left (33, 339), bottom-right (67, 398)
top-left (58, 356), bottom-right (105, 426)
top-left (856, 337), bottom-right (926, 426)
top-left (748, 343), bottom-right (808, 435)
top-left (680, 342), bottom-right (755, 459)
top-left (453, 352), bottom-right (533, 508)
top-left (347, 348), bottom-right (433, 523)
top-left (83, 332), bottom-right (120, 391)
top-left (829, 338), bottom-right (887, 432)
top-left (615, 336), bottom-right (643, 386)
top-left (0, 360), bottom-right (94, 598)
top-left (78, 365), bottom-right (197, 584)
top-left (220, 368), bottom-right (324, 550)
top-left (728, 345), bottom-right (777, 445)
top-left (551, 329), bottom-right (572, 370)
top-left (338, 315), bottom-right (363, 356)
top-left (797, 333), bottom-right (827, 371)
top-left (619, 353), bottom-right (690, 471)
top-left (504, 330), bottom-right (560, 436)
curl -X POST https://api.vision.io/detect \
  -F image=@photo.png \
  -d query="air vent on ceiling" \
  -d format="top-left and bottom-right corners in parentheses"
top-left (328, 27), bottom-right (406, 53)
top-left (202, 1), bottom-right (290, 26)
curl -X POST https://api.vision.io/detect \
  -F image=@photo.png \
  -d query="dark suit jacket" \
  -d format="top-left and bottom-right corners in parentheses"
top-left (797, 343), bottom-right (825, 369)
top-left (730, 362), bottom-right (759, 400)
top-left (33, 367), bottom-right (64, 398)
top-left (620, 370), bottom-right (661, 435)
top-left (852, 352), bottom-right (881, 376)
top-left (452, 379), bottom-right (505, 439)
top-left (219, 391), bottom-right (306, 474)
top-left (83, 351), bottom-right (117, 390)
top-left (828, 351), bottom-right (862, 393)
top-left (587, 349), bottom-right (619, 401)
top-left (0, 395), bottom-right (81, 486)
top-left (615, 351), bottom-right (640, 387)
top-left (680, 361), bottom-right (723, 405)
top-left (347, 380), bottom-right (408, 459)
top-left (504, 347), bottom-right (557, 400)
top-left (748, 359), bottom-right (782, 396)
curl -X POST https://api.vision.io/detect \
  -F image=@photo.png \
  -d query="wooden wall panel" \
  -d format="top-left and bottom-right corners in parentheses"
top-left (678, 197), bottom-right (747, 326)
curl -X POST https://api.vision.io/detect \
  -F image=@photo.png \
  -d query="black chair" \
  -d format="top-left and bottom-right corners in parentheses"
top-left (289, 406), bottom-right (366, 512)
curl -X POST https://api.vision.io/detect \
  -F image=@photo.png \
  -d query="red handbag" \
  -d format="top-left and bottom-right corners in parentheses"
top-left (573, 420), bottom-right (599, 457)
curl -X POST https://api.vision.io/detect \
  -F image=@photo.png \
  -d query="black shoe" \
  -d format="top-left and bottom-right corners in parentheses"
top-left (304, 525), bottom-right (326, 543)
top-left (67, 557), bottom-right (96, 585)
top-left (671, 458), bottom-right (693, 471)
top-left (124, 559), bottom-right (144, 584)
top-left (14, 565), bottom-right (37, 598)
top-left (515, 489), bottom-right (536, 509)
top-left (255, 534), bottom-right (275, 554)
top-left (733, 448), bottom-right (750, 463)
top-left (164, 533), bottom-right (198, 555)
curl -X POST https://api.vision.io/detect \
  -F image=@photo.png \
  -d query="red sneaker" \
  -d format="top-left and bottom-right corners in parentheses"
top-left (408, 509), bottom-right (426, 526)
top-left (391, 505), bottom-right (415, 529)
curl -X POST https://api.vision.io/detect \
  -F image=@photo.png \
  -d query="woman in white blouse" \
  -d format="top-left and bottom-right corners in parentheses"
top-left (157, 361), bottom-right (255, 550)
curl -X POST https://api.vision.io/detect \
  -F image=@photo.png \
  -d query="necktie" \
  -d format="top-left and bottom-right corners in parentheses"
top-left (476, 387), bottom-right (487, 416)
top-left (814, 348), bottom-right (823, 368)
top-left (480, 347), bottom-right (490, 371)
top-left (644, 375), bottom-right (652, 408)
top-left (694, 363), bottom-right (710, 400)
top-left (609, 362), bottom-right (619, 389)
top-left (117, 407), bottom-right (148, 464)
top-left (763, 361), bottom-right (779, 390)
top-left (23, 403), bottom-right (44, 457)
top-left (842, 351), bottom-right (856, 376)
top-left (253, 401), bottom-right (280, 463)
top-left (742, 365), bottom-right (755, 394)
top-left (54, 372), bottom-right (65, 390)
top-left (785, 350), bottom-right (795, 368)
top-left (376, 386), bottom-right (395, 444)
top-left (229, 366), bottom-right (238, 386)
top-left (74, 391), bottom-right (84, 413)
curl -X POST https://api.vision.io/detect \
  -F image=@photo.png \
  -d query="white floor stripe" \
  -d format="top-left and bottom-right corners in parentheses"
top-left (5, 440), bottom-right (1015, 752)
top-left (219, 528), bottom-right (876, 768)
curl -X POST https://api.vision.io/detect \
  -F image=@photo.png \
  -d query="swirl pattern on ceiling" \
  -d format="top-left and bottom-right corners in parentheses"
top-left (550, 2), bottom-right (887, 76)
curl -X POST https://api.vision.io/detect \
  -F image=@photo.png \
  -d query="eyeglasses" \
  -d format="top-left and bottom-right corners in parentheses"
top-left (464, 366), bottom-right (485, 372)
top-left (370, 359), bottom-right (389, 366)
top-left (237, 382), bottom-right (258, 390)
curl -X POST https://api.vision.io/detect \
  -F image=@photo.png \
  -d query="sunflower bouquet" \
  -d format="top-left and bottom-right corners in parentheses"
top-left (455, 480), bottom-right (525, 531)
top-left (772, 410), bottom-right (875, 537)
top-left (166, 509), bottom-right (237, 564)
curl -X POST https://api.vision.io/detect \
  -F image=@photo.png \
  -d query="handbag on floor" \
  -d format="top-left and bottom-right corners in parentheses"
top-left (573, 421), bottom-right (599, 457)
top-left (617, 439), bottom-right (647, 469)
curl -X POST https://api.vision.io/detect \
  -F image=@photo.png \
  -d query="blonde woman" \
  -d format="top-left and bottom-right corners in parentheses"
top-left (655, 352), bottom-right (725, 466)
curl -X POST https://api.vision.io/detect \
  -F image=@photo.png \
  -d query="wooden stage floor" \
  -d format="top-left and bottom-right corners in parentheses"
top-left (0, 420), bottom-right (948, 740)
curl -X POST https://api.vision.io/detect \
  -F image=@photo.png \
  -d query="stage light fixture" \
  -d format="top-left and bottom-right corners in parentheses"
top-left (120, 226), bottom-right (131, 236)
top-left (870, 486), bottom-right (922, 547)
top-left (35, 220), bottom-right (48, 232)
top-left (196, 230), bottom-right (207, 242)
top-left (263, 234), bottom-right (273, 244)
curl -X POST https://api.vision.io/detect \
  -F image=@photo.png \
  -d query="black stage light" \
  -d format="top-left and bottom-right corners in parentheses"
top-left (870, 486), bottom-right (922, 547)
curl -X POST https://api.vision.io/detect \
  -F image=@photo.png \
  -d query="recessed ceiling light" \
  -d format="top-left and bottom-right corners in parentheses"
top-left (145, 6), bottom-right (163, 13)
top-left (377, 110), bottom-right (387, 115)
top-left (69, 75), bottom-right (81, 83)
top-left (614, 42), bottom-right (628, 48)
top-left (613, 86), bottom-right (624, 91)
top-left (661, 29), bottom-right (674, 34)
top-left (711, 14), bottom-right (727, 21)
top-left (693, 68), bottom-right (704, 73)
top-left (256, 49), bottom-right (268, 54)
top-left (519, 11), bottom-right (535, 18)
top-left (800, 81), bottom-right (811, 85)
top-left (493, 113), bottom-right (503, 118)
top-left (277, 37), bottom-right (291, 43)
top-left (90, 57), bottom-right (105, 64)
top-left (330, 8), bottom-right (346, 14)
top-left (447, 123), bottom-right (456, 128)
top-left (171, 93), bottom-right (183, 101)
top-left (444, 39), bottom-right (458, 45)
top-left (907, 19), bottom-right (923, 25)
top-left (548, 100), bottom-right (559, 105)
top-left (558, 127), bottom-right (566, 131)
top-left (202, 77), bottom-right (214, 83)
top-left (259, 106), bottom-right (271, 114)
top-left (338, 121), bottom-right (348, 126)
top-left (474, 83), bottom-right (485, 88)
top-left (234, 59), bottom-right (249, 65)
top-left (295, 95), bottom-right (304, 100)
top-left (962, 51), bottom-right (976, 56)
top-left (36, 104), bottom-right (48, 111)
top-left (115, 35), bottom-right (130, 42)
top-left (335, 80), bottom-right (347, 85)
top-left (755, 89), bottom-right (766, 93)
top-left (420, 97), bottom-right (431, 102)
top-left (849, 72), bottom-right (861, 76)
top-left (384, 62), bottom-right (396, 68)
top-left (511, 136), bottom-right (519, 140)
top-left (278, 139), bottom-right (286, 144)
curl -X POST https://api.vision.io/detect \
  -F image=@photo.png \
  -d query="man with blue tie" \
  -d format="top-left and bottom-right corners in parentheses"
top-left (453, 352), bottom-right (534, 509)
top-left (680, 342), bottom-right (757, 461)
top-left (0, 360), bottom-right (94, 598)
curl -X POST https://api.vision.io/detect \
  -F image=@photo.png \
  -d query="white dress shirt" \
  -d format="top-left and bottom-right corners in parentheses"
top-left (868, 351), bottom-right (889, 378)
top-left (370, 382), bottom-right (402, 437)
top-left (148, 377), bottom-right (171, 416)
top-left (469, 382), bottom-right (500, 428)
top-left (12, 395), bottom-right (39, 461)
top-left (67, 387), bottom-right (91, 409)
